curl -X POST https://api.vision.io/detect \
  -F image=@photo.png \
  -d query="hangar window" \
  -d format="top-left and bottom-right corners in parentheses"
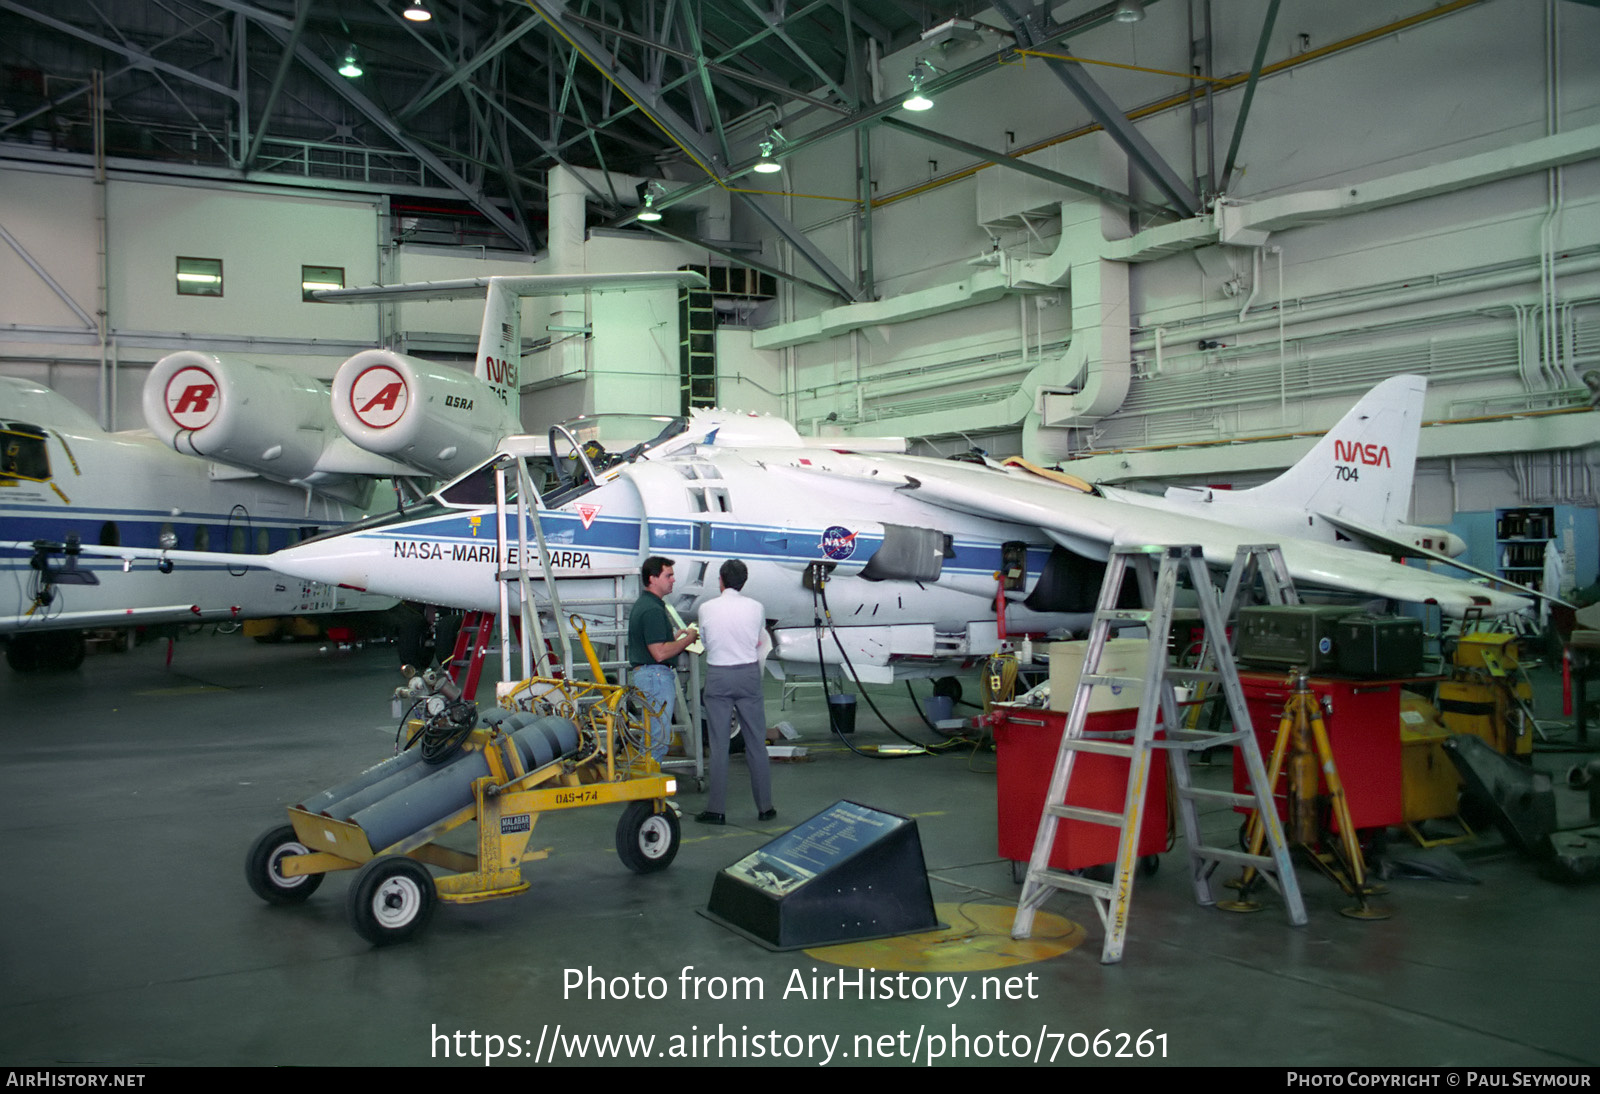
top-left (302, 265), bottom-right (344, 302)
top-left (176, 256), bottom-right (223, 297)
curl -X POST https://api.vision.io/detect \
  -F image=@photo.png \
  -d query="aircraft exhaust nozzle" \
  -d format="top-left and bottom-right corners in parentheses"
top-left (143, 351), bottom-right (337, 481)
top-left (330, 348), bottom-right (513, 479)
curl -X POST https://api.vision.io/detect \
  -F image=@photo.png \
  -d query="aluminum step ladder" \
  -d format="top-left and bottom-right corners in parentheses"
top-left (488, 455), bottom-right (706, 788)
top-left (1011, 543), bottom-right (1307, 964)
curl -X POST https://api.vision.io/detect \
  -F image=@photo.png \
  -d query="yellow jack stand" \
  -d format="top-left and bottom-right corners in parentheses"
top-left (1222, 671), bottom-right (1390, 921)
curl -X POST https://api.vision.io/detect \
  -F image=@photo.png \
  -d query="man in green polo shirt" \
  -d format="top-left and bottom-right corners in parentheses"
top-left (628, 556), bottom-right (698, 762)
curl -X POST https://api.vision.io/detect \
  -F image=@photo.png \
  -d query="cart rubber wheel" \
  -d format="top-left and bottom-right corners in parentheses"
top-left (347, 856), bottom-right (436, 945)
top-left (246, 824), bottom-right (325, 905)
top-left (616, 800), bottom-right (680, 874)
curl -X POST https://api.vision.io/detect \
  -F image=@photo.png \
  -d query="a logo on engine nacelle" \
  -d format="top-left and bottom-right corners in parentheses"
top-left (351, 364), bottom-right (409, 428)
top-left (165, 366), bottom-right (220, 430)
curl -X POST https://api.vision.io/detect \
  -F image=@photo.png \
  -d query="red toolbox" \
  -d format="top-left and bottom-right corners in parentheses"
top-left (992, 705), bottom-right (1168, 870)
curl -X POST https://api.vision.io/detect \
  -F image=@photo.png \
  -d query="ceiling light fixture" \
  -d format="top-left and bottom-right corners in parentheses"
top-left (403, 0), bottom-right (432, 22)
top-left (752, 139), bottom-right (782, 174)
top-left (338, 47), bottom-right (362, 78)
top-left (1113, 1), bottom-right (1145, 23)
top-left (902, 59), bottom-right (935, 111)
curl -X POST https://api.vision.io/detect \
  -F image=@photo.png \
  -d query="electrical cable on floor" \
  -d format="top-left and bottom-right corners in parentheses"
top-left (806, 566), bottom-right (935, 757)
top-left (811, 598), bottom-right (892, 760)
top-left (811, 567), bottom-right (952, 753)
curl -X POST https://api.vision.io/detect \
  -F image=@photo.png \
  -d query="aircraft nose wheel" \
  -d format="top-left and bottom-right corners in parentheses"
top-left (347, 856), bottom-right (437, 945)
top-left (616, 800), bottom-right (681, 873)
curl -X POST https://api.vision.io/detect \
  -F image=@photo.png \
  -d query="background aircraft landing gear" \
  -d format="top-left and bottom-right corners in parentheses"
top-left (4, 630), bottom-right (86, 673)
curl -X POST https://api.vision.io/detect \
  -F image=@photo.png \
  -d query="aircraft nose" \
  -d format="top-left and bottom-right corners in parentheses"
top-left (275, 538), bottom-right (371, 590)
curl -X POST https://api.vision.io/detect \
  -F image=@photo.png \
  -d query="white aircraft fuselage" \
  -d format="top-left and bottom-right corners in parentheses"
top-left (251, 400), bottom-right (1527, 682)
top-left (1, 377), bottom-right (384, 667)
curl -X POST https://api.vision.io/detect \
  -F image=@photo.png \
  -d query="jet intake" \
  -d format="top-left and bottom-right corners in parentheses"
top-left (331, 349), bottom-right (513, 479)
top-left (858, 524), bottom-right (950, 582)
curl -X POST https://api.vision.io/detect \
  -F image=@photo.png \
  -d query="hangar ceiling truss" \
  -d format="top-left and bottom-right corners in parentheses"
top-left (0, 0), bottom-right (1465, 282)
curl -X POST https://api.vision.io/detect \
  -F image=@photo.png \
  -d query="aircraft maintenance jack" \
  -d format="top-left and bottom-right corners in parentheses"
top-left (246, 675), bottom-right (678, 945)
top-left (1227, 672), bottom-right (1390, 920)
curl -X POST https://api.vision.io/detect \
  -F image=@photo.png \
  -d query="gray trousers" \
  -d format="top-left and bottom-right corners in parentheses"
top-left (703, 662), bottom-right (773, 815)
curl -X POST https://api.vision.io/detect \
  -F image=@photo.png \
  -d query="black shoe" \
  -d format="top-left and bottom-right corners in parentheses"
top-left (695, 811), bottom-right (725, 825)
top-left (757, 808), bottom-right (778, 822)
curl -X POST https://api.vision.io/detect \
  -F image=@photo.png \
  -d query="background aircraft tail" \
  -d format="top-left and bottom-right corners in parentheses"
top-left (474, 278), bottom-right (522, 417)
top-left (1229, 374), bottom-right (1426, 528)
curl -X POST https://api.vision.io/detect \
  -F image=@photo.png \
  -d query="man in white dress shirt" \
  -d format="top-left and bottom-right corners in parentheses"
top-left (695, 559), bottom-right (775, 825)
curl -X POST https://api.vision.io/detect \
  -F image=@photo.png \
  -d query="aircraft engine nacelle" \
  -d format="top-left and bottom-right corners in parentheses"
top-left (143, 351), bottom-right (337, 481)
top-left (331, 349), bottom-right (512, 479)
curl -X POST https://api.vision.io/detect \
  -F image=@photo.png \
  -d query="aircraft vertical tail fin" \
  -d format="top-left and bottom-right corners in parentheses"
top-left (1232, 374), bottom-right (1426, 527)
top-left (475, 277), bottom-right (521, 418)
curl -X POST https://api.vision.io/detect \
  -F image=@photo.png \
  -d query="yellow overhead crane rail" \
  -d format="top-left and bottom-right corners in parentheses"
top-left (877, 0), bottom-right (1485, 210)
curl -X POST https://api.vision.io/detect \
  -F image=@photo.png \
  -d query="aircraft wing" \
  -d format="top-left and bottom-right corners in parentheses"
top-left (1317, 511), bottom-right (1572, 607)
top-left (867, 457), bottom-right (1532, 618)
top-left (2, 603), bottom-right (239, 630)
top-left (4, 542), bottom-right (267, 572)
top-left (311, 270), bottom-right (708, 304)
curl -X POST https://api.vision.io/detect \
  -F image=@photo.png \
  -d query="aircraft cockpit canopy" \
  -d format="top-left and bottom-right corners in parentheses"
top-left (436, 414), bottom-right (690, 511)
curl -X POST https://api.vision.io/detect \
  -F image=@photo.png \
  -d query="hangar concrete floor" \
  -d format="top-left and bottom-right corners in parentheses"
top-left (1, 631), bottom-right (1596, 1069)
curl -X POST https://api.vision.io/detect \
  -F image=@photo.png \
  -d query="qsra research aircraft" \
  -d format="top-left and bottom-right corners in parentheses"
top-left (39, 369), bottom-right (1532, 682)
top-left (0, 376), bottom-right (388, 672)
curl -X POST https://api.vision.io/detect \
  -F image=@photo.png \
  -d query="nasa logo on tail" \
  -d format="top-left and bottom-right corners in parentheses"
top-left (350, 364), bottom-right (408, 428)
top-left (1333, 440), bottom-right (1391, 467)
top-left (165, 366), bottom-right (220, 430)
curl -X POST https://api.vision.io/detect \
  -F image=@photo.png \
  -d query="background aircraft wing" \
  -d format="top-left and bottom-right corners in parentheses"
top-left (310, 270), bottom-right (708, 304)
top-left (1, 603), bottom-right (241, 630)
top-left (5, 541), bottom-right (267, 572)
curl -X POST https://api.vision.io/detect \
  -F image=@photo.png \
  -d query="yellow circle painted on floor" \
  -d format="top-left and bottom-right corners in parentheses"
top-left (803, 902), bottom-right (1085, 972)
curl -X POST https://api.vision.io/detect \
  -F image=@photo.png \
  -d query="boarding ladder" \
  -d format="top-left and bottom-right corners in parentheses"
top-left (1011, 544), bottom-right (1307, 964)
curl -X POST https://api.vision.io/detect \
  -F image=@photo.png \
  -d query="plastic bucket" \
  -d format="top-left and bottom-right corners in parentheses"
top-left (827, 692), bottom-right (857, 734)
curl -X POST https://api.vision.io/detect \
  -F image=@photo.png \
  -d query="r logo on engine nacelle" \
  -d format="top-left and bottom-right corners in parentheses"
top-left (165, 366), bottom-right (220, 429)
top-left (351, 364), bottom-right (409, 428)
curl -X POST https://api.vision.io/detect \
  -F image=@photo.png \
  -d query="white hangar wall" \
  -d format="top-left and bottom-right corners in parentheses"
top-left (0, 166), bottom-right (777, 440)
top-left (0, 167), bottom-right (383, 429)
top-left (749, 0), bottom-right (1600, 524)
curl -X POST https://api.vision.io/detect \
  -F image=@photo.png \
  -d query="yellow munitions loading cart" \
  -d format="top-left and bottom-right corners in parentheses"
top-left (245, 675), bottom-right (678, 945)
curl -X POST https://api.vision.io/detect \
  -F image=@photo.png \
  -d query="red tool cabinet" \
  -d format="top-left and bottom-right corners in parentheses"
top-left (1231, 673), bottom-right (1403, 831)
top-left (991, 706), bottom-right (1168, 871)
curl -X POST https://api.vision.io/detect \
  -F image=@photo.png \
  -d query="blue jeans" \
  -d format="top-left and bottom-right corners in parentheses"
top-left (632, 663), bottom-right (676, 762)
